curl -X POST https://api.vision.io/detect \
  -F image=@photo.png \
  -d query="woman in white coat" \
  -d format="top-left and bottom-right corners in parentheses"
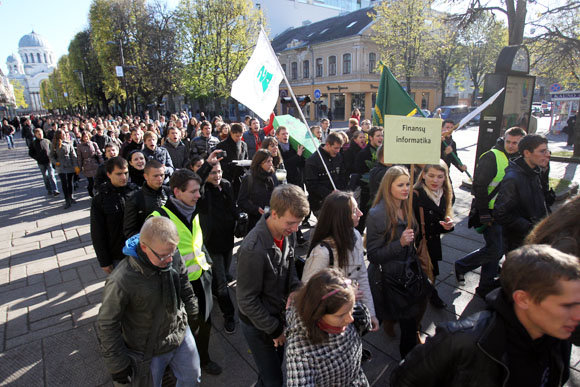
top-left (302, 191), bottom-right (379, 331)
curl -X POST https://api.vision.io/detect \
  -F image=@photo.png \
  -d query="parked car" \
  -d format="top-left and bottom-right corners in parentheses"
top-left (430, 105), bottom-right (470, 122)
top-left (414, 109), bottom-right (431, 118)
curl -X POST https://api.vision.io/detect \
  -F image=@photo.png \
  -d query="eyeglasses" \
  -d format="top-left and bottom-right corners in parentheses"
top-left (143, 243), bottom-right (176, 261)
top-left (536, 148), bottom-right (551, 155)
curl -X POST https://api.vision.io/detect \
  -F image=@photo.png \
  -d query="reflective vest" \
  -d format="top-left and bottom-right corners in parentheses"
top-left (151, 207), bottom-right (210, 281)
top-left (482, 148), bottom-right (509, 209)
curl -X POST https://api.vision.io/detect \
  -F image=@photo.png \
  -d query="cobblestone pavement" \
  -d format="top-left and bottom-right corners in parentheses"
top-left (0, 132), bottom-right (578, 386)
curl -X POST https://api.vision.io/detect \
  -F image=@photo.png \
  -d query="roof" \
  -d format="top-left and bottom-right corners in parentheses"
top-left (271, 7), bottom-right (375, 53)
top-left (18, 31), bottom-right (50, 49)
top-left (6, 54), bottom-right (21, 63)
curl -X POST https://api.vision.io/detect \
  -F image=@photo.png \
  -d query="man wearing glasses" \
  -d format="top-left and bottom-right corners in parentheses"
top-left (494, 134), bottom-right (550, 252)
top-left (97, 217), bottom-right (201, 386)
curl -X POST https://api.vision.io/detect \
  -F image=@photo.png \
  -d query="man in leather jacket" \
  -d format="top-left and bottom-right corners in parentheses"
top-left (391, 244), bottom-right (579, 387)
top-left (494, 134), bottom-right (550, 252)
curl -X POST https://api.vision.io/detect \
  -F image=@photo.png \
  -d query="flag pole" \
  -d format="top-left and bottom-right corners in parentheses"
top-left (261, 27), bottom-right (337, 190)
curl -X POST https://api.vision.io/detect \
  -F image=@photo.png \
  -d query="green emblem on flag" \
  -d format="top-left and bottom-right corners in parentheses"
top-left (257, 65), bottom-right (273, 93)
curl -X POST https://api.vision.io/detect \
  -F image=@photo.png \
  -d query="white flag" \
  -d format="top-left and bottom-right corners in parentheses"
top-left (231, 28), bottom-right (284, 121)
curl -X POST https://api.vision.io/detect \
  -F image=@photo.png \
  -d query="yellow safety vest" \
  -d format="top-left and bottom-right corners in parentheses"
top-left (151, 207), bottom-right (210, 281)
top-left (482, 148), bottom-right (509, 209)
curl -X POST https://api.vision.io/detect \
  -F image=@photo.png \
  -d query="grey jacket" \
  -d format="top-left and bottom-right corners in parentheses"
top-left (50, 141), bottom-right (77, 174)
top-left (236, 214), bottom-right (301, 339)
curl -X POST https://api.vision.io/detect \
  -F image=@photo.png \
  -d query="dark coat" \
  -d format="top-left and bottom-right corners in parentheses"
top-left (90, 182), bottom-right (138, 267)
top-left (390, 289), bottom-right (572, 387)
top-left (162, 141), bottom-right (188, 169)
top-left (343, 141), bottom-right (363, 177)
top-left (121, 141), bottom-right (143, 160)
top-left (238, 169), bottom-right (279, 231)
top-left (29, 138), bottom-right (51, 165)
top-left (142, 146), bottom-right (175, 182)
top-left (189, 135), bottom-right (219, 159)
top-left (278, 144), bottom-right (304, 187)
top-left (304, 146), bottom-right (347, 212)
top-left (369, 163), bottom-right (390, 204)
top-left (123, 183), bottom-right (172, 238)
top-left (199, 178), bottom-right (239, 253)
top-left (242, 129), bottom-right (266, 160)
top-left (413, 188), bottom-right (454, 276)
top-left (91, 133), bottom-right (112, 153)
top-left (441, 135), bottom-right (462, 171)
top-left (216, 136), bottom-right (248, 196)
top-left (494, 157), bottom-right (548, 251)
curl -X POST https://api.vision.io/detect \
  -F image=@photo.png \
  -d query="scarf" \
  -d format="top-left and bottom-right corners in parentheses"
top-left (423, 186), bottom-right (444, 207)
top-left (317, 319), bottom-right (346, 335)
top-left (170, 196), bottom-right (196, 223)
top-left (136, 244), bottom-right (180, 314)
top-left (279, 142), bottom-right (290, 152)
top-left (253, 132), bottom-right (261, 151)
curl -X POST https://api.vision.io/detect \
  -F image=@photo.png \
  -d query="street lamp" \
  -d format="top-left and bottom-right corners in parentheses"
top-left (106, 39), bottom-right (131, 115)
top-left (73, 69), bottom-right (89, 115)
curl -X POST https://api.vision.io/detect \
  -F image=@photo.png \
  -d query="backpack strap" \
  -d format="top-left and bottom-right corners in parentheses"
top-left (319, 241), bottom-right (334, 267)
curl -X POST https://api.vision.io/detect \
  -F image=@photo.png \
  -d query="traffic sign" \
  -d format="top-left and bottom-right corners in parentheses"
top-left (314, 89), bottom-right (321, 99)
top-left (550, 83), bottom-right (562, 92)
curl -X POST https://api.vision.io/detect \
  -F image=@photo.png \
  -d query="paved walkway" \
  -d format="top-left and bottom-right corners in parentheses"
top-left (0, 133), bottom-right (578, 386)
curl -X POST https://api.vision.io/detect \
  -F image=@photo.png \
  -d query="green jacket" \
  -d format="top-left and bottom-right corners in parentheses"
top-left (97, 240), bottom-right (198, 374)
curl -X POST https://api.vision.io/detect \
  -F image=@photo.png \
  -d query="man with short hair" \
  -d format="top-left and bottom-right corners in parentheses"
top-left (163, 127), bottom-right (188, 169)
top-left (495, 134), bottom-right (550, 252)
top-left (215, 123), bottom-right (248, 197)
top-left (455, 127), bottom-right (526, 297)
top-left (143, 131), bottom-right (174, 182)
top-left (97, 217), bottom-right (201, 386)
top-left (190, 121), bottom-right (219, 159)
top-left (441, 119), bottom-right (467, 173)
top-left (94, 143), bottom-right (120, 194)
top-left (150, 165), bottom-right (223, 376)
top-left (304, 132), bottom-right (347, 214)
top-left (121, 127), bottom-right (144, 159)
top-left (275, 126), bottom-right (305, 187)
top-left (92, 124), bottom-right (113, 153)
top-left (320, 118), bottom-right (331, 143)
top-left (237, 185), bottom-right (310, 386)
top-left (242, 118), bottom-right (266, 159)
top-left (124, 159), bottom-right (171, 238)
top-left (391, 244), bottom-right (580, 386)
top-left (29, 128), bottom-right (59, 196)
top-left (91, 157), bottom-right (137, 274)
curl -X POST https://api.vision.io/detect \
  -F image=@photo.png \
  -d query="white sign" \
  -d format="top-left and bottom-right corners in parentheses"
top-left (115, 66), bottom-right (124, 77)
top-left (383, 115), bottom-right (441, 164)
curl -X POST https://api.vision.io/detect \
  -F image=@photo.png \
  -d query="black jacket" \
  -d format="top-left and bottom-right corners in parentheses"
top-left (343, 142), bottom-right (363, 177)
top-left (441, 135), bottom-right (462, 171)
top-left (216, 136), bottom-right (248, 195)
top-left (29, 138), bottom-right (51, 165)
top-left (90, 182), bottom-right (138, 267)
top-left (123, 183), bottom-right (172, 238)
top-left (278, 144), bottom-right (304, 187)
top-left (121, 140), bottom-right (143, 160)
top-left (494, 157), bottom-right (548, 251)
top-left (142, 146), bottom-right (175, 178)
top-left (304, 146), bottom-right (347, 212)
top-left (92, 133), bottom-right (112, 153)
top-left (369, 163), bottom-right (390, 204)
top-left (199, 178), bottom-right (239, 253)
top-left (189, 135), bottom-right (219, 159)
top-left (391, 289), bottom-right (572, 387)
top-left (162, 141), bottom-right (188, 169)
top-left (238, 169), bottom-right (279, 231)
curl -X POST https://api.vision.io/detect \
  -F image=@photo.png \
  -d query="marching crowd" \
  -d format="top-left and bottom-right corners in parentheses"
top-left (3, 111), bottom-right (579, 386)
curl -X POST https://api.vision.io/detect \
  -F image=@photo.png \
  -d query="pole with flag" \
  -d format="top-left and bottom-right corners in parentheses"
top-left (231, 26), bottom-right (336, 189)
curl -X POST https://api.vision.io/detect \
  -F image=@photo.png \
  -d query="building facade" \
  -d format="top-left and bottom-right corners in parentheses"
top-left (5, 31), bottom-right (56, 113)
top-left (272, 7), bottom-right (441, 122)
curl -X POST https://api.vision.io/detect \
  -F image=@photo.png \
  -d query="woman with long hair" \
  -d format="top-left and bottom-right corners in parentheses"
top-left (261, 136), bottom-right (284, 169)
top-left (413, 161), bottom-right (454, 309)
top-left (237, 149), bottom-right (279, 231)
top-left (286, 268), bottom-right (371, 386)
top-left (366, 166), bottom-right (425, 358)
top-left (302, 191), bottom-right (379, 331)
top-left (127, 150), bottom-right (146, 187)
top-left (77, 130), bottom-right (103, 197)
top-left (50, 129), bottom-right (78, 209)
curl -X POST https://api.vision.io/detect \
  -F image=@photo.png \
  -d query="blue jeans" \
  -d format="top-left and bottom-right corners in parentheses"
top-left (150, 327), bottom-right (201, 387)
top-left (455, 222), bottom-right (503, 290)
top-left (38, 163), bottom-right (58, 193)
top-left (6, 135), bottom-right (14, 149)
top-left (240, 320), bottom-right (284, 387)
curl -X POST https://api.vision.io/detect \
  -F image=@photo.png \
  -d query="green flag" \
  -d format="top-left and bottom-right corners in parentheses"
top-left (273, 115), bottom-right (320, 158)
top-left (373, 64), bottom-right (425, 126)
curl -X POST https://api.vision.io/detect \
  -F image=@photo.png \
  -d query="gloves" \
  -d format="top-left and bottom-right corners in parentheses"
top-left (74, 167), bottom-right (81, 175)
top-left (111, 364), bottom-right (133, 384)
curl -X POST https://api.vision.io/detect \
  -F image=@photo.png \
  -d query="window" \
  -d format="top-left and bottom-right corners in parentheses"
top-left (31, 54), bottom-right (35, 63)
top-left (23, 54), bottom-right (28, 63)
top-left (44, 53), bottom-right (47, 63)
top-left (303, 60), bottom-right (309, 79)
top-left (329, 56), bottom-right (336, 76)
top-left (343, 53), bottom-right (351, 74)
top-left (316, 58), bottom-right (323, 77)
top-left (369, 53), bottom-right (376, 74)
top-left (291, 62), bottom-right (297, 80)
top-left (37, 53), bottom-right (41, 63)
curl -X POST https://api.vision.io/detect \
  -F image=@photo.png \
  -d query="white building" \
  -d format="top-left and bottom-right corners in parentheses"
top-left (6, 31), bottom-right (56, 113)
top-left (257, 0), bottom-right (376, 37)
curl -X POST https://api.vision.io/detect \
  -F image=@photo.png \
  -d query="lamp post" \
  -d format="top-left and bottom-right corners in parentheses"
top-left (107, 39), bottom-right (130, 115)
top-left (73, 69), bottom-right (89, 115)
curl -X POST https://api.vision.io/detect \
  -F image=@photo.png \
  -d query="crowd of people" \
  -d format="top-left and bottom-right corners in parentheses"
top-left (5, 110), bottom-right (579, 386)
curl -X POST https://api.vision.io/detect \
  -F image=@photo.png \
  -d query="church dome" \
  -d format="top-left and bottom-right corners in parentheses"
top-left (18, 31), bottom-right (50, 48)
top-left (6, 53), bottom-right (21, 63)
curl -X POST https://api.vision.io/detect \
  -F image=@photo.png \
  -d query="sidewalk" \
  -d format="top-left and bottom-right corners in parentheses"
top-left (0, 135), bottom-right (578, 386)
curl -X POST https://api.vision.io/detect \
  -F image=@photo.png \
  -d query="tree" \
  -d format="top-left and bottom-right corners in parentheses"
top-left (9, 80), bottom-right (27, 109)
top-left (370, 0), bottom-right (436, 94)
top-left (460, 13), bottom-right (507, 104)
top-left (430, 18), bottom-right (464, 105)
top-left (175, 0), bottom-right (262, 112)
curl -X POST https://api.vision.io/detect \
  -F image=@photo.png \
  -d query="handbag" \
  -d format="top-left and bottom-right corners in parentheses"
top-left (416, 207), bottom-right (434, 282)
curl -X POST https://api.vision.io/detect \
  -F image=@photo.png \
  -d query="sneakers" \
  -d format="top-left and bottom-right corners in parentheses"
top-left (52, 191), bottom-right (60, 196)
top-left (202, 360), bottom-right (223, 375)
top-left (454, 265), bottom-right (465, 285)
top-left (224, 317), bottom-right (236, 334)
